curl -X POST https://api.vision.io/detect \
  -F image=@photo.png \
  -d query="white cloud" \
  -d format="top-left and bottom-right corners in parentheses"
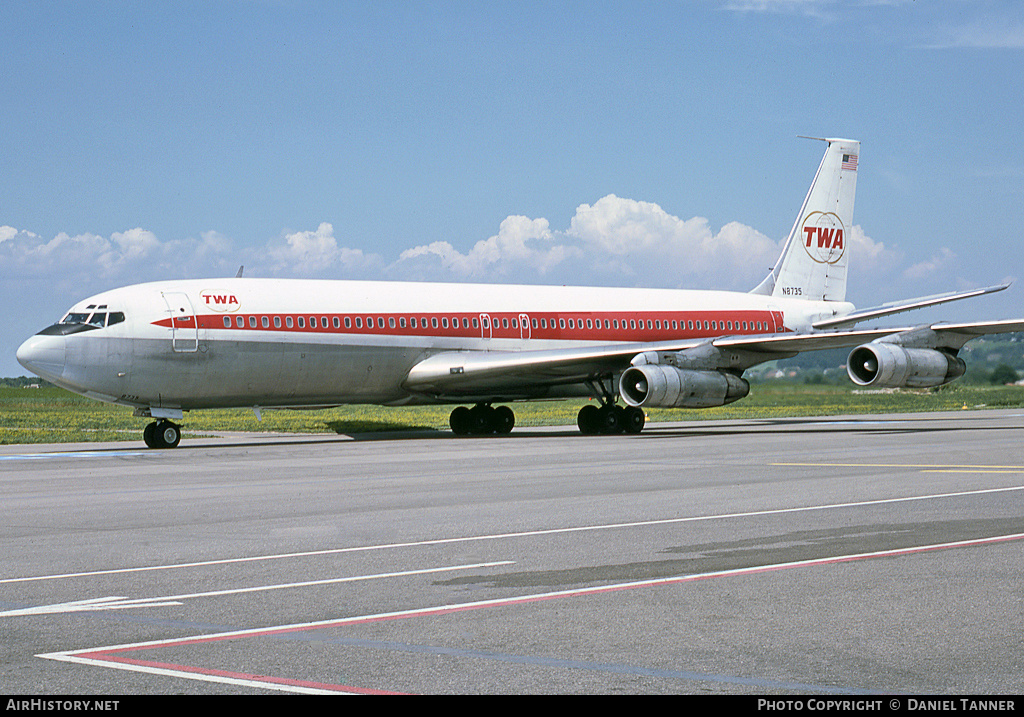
top-left (847, 224), bottom-right (902, 272)
top-left (266, 222), bottom-right (380, 276)
top-left (394, 215), bottom-right (577, 279)
top-left (568, 195), bottom-right (781, 289)
top-left (923, 20), bottom-right (1024, 50)
top-left (904, 247), bottom-right (957, 281)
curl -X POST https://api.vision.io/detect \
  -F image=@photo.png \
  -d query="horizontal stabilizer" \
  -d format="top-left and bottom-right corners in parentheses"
top-left (812, 284), bottom-right (1010, 329)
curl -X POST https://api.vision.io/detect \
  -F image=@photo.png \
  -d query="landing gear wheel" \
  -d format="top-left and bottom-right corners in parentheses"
top-left (468, 404), bottom-right (493, 434)
top-left (622, 406), bottom-right (645, 434)
top-left (597, 404), bottom-right (623, 434)
top-left (449, 406), bottom-right (472, 435)
top-left (493, 405), bottom-right (515, 434)
top-left (144, 420), bottom-right (181, 449)
top-left (451, 404), bottom-right (517, 435)
top-left (577, 404), bottom-right (601, 435)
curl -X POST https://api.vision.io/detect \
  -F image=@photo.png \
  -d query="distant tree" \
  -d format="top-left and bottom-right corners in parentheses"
top-left (989, 364), bottom-right (1020, 385)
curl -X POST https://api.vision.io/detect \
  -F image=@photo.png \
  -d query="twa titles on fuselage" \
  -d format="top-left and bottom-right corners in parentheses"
top-left (16, 138), bottom-right (1023, 447)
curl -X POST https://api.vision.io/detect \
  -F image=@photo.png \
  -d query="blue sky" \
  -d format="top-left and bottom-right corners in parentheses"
top-left (3, 0), bottom-right (1023, 376)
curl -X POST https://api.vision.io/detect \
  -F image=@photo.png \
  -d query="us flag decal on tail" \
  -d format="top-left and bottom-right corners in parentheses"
top-left (842, 154), bottom-right (858, 171)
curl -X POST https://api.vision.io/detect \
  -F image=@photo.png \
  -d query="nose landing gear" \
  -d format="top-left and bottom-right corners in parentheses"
top-left (143, 420), bottom-right (181, 449)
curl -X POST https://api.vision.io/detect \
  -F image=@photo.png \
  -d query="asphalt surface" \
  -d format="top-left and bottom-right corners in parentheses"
top-left (2, 409), bottom-right (1023, 695)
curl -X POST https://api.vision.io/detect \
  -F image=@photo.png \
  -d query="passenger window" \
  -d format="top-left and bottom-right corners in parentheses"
top-left (511, 318), bottom-right (517, 329)
top-left (472, 318), bottom-right (478, 329)
top-left (389, 317), bottom-right (396, 328)
top-left (400, 317), bottom-right (406, 328)
top-left (333, 317), bottom-right (340, 328)
top-left (378, 317), bottom-right (385, 328)
top-left (237, 316), bottom-right (245, 328)
top-left (559, 318), bottom-right (566, 329)
top-left (431, 317), bottom-right (438, 329)
top-left (249, 316), bottom-right (257, 328)
top-left (223, 317), bottom-right (231, 328)
top-left (410, 317), bottom-right (417, 328)
top-left (355, 317), bottom-right (362, 328)
top-left (298, 317), bottom-right (305, 328)
top-left (261, 316), bottom-right (270, 328)
top-left (287, 316), bottom-right (294, 328)
top-left (345, 317), bottom-right (352, 328)
top-left (275, 317), bottom-right (282, 328)
top-left (442, 317), bottom-right (449, 329)
top-left (463, 317), bottom-right (469, 329)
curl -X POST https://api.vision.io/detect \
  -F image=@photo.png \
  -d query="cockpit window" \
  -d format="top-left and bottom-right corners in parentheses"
top-left (58, 310), bottom-right (125, 328)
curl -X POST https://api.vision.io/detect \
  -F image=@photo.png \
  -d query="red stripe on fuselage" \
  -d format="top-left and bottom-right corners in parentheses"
top-left (152, 309), bottom-right (787, 341)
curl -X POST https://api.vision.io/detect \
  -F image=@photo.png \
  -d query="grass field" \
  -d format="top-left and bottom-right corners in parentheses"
top-left (2, 382), bottom-right (1024, 445)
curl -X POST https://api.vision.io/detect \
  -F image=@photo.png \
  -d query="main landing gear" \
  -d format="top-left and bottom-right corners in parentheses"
top-left (143, 419), bottom-right (181, 449)
top-left (576, 403), bottom-right (645, 435)
top-left (447, 397), bottom-right (646, 436)
top-left (449, 403), bottom-right (515, 436)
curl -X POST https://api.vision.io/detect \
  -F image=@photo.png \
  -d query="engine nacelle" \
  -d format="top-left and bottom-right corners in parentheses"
top-left (619, 365), bottom-right (750, 408)
top-left (847, 343), bottom-right (966, 388)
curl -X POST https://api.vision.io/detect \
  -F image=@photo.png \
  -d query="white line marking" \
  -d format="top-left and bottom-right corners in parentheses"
top-left (37, 532), bottom-right (1024, 694)
top-left (5, 483), bottom-right (1024, 586)
top-left (0, 561), bottom-right (513, 617)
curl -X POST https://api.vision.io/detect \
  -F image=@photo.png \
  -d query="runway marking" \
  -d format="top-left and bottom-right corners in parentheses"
top-left (923, 469), bottom-right (1024, 474)
top-left (0, 451), bottom-right (148, 461)
top-left (6, 483), bottom-right (1024, 586)
top-left (773, 462), bottom-right (1024, 470)
top-left (0, 561), bottom-right (513, 617)
top-left (38, 531), bottom-right (1024, 694)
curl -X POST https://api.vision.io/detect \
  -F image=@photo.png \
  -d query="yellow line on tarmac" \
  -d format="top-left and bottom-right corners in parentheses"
top-left (772, 462), bottom-right (1024, 471)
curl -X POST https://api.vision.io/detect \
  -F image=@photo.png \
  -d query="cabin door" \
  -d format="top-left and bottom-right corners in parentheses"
top-left (162, 292), bottom-right (199, 353)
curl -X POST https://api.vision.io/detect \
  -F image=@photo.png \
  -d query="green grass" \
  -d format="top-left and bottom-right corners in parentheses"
top-left (2, 382), bottom-right (1024, 445)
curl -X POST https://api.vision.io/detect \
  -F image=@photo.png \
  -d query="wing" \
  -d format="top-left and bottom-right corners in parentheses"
top-left (403, 318), bottom-right (1024, 400)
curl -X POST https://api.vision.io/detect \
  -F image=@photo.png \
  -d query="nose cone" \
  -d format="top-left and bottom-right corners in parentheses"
top-left (16, 334), bottom-right (66, 382)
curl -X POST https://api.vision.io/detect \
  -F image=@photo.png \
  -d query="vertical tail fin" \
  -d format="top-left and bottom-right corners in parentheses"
top-left (750, 137), bottom-right (859, 302)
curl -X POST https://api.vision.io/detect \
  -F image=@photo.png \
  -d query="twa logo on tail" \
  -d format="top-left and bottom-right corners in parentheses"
top-left (200, 291), bottom-right (241, 312)
top-left (800, 211), bottom-right (846, 265)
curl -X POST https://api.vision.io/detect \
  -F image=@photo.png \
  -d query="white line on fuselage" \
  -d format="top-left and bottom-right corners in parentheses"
top-left (5, 484), bottom-right (1023, 586)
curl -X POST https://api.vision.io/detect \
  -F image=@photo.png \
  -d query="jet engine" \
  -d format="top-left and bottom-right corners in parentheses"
top-left (619, 365), bottom-right (750, 408)
top-left (847, 342), bottom-right (966, 388)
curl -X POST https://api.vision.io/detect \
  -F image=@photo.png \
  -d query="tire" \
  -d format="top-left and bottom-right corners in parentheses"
top-left (493, 406), bottom-right (515, 434)
top-left (622, 406), bottom-right (645, 434)
top-left (449, 406), bottom-right (472, 435)
top-left (577, 404), bottom-right (600, 434)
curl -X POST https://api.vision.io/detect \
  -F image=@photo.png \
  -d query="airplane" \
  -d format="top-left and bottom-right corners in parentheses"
top-left (16, 138), bottom-right (1024, 448)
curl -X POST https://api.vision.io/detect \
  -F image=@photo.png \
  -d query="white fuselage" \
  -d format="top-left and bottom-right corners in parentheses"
top-left (17, 278), bottom-right (853, 412)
